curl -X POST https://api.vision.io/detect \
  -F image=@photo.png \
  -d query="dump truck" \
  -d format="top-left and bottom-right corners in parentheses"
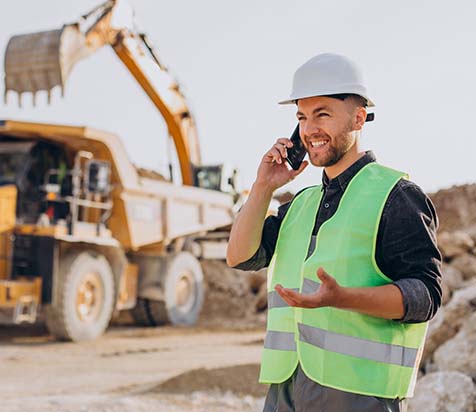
top-left (0, 0), bottom-right (241, 341)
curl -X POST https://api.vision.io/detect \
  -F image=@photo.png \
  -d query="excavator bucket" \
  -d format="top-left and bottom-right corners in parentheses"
top-left (4, 25), bottom-right (90, 105)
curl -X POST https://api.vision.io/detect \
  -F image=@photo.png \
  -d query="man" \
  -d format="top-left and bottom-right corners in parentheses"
top-left (226, 53), bottom-right (442, 412)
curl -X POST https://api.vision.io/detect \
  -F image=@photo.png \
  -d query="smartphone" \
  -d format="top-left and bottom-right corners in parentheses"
top-left (286, 125), bottom-right (307, 170)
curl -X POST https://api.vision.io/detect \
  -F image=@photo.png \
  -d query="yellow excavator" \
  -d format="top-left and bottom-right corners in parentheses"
top-left (0, 0), bottom-right (241, 341)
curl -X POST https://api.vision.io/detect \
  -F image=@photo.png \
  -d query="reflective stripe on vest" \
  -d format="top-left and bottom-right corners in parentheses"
top-left (264, 324), bottom-right (418, 368)
top-left (267, 279), bottom-right (321, 309)
top-left (298, 323), bottom-right (418, 368)
top-left (264, 330), bottom-right (296, 351)
top-left (260, 163), bottom-right (428, 399)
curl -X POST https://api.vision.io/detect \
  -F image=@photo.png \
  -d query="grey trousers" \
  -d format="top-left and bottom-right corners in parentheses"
top-left (263, 365), bottom-right (406, 412)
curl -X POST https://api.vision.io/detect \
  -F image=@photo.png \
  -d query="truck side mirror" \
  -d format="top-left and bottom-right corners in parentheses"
top-left (86, 160), bottom-right (111, 195)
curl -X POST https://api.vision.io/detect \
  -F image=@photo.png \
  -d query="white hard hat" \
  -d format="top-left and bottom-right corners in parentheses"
top-left (279, 53), bottom-right (375, 107)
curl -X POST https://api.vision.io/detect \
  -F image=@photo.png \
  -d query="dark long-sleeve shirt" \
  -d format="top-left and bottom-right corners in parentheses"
top-left (234, 151), bottom-right (442, 323)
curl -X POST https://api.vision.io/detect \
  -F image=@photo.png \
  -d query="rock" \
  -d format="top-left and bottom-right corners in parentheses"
top-left (465, 225), bottom-right (476, 243)
top-left (450, 254), bottom-right (476, 280)
top-left (438, 231), bottom-right (475, 259)
top-left (247, 270), bottom-right (266, 293)
top-left (422, 284), bottom-right (476, 363)
top-left (430, 184), bottom-right (476, 233)
top-left (273, 191), bottom-right (294, 205)
top-left (245, 270), bottom-right (268, 312)
top-left (442, 263), bottom-right (464, 291)
top-left (434, 312), bottom-right (476, 377)
top-left (255, 282), bottom-right (268, 312)
top-left (441, 264), bottom-right (464, 304)
top-left (407, 371), bottom-right (475, 412)
top-left (441, 280), bottom-right (451, 305)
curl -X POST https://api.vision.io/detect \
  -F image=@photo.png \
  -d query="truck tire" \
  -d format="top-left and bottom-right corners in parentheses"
top-left (131, 252), bottom-right (204, 326)
top-left (45, 251), bottom-right (115, 341)
top-left (131, 298), bottom-right (167, 326)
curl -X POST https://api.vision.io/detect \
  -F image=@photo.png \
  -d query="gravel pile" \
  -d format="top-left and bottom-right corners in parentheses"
top-left (408, 184), bottom-right (476, 412)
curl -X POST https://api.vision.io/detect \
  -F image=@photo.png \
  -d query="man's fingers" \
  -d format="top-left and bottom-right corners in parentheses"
top-left (275, 285), bottom-right (318, 307)
top-left (273, 143), bottom-right (288, 159)
top-left (265, 147), bottom-right (284, 164)
top-left (276, 138), bottom-right (293, 148)
top-left (275, 284), bottom-right (325, 308)
top-left (279, 287), bottom-right (300, 300)
top-left (275, 285), bottom-right (300, 305)
top-left (281, 294), bottom-right (299, 306)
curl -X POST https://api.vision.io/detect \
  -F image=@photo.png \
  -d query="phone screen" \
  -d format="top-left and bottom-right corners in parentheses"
top-left (286, 125), bottom-right (307, 170)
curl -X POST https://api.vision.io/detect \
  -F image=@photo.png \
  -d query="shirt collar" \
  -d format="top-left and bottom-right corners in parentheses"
top-left (322, 151), bottom-right (377, 191)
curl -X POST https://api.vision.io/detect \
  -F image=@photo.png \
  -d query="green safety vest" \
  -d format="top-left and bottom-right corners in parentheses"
top-left (260, 162), bottom-right (428, 399)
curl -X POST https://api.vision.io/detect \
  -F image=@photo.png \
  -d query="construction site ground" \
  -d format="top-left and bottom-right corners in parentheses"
top-left (1, 261), bottom-right (269, 412)
top-left (0, 322), bottom-right (267, 412)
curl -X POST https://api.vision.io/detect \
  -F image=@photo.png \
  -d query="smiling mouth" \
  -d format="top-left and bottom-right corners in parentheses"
top-left (309, 139), bottom-right (329, 149)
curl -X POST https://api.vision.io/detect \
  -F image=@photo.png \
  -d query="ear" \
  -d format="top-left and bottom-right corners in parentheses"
top-left (353, 107), bottom-right (367, 131)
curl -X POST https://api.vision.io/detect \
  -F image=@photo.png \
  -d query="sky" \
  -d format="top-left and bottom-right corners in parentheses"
top-left (1, 0), bottom-right (475, 195)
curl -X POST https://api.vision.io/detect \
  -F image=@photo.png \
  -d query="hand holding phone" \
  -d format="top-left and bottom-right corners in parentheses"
top-left (286, 125), bottom-right (307, 170)
top-left (256, 128), bottom-right (308, 191)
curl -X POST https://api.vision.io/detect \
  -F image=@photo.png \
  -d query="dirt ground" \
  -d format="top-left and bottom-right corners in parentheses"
top-left (0, 260), bottom-right (269, 412)
top-left (0, 323), bottom-right (267, 412)
top-left (2, 182), bottom-right (473, 412)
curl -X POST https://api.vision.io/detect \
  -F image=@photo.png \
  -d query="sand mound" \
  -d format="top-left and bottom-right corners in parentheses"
top-left (149, 363), bottom-right (267, 397)
top-left (198, 261), bottom-right (267, 329)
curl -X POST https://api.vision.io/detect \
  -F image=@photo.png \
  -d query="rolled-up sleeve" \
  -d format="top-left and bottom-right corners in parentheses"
top-left (377, 179), bottom-right (442, 323)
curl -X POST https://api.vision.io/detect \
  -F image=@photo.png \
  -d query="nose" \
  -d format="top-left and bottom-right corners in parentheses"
top-left (301, 121), bottom-right (321, 140)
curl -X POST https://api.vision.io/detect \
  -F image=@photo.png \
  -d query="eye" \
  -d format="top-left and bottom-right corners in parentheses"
top-left (318, 113), bottom-right (330, 118)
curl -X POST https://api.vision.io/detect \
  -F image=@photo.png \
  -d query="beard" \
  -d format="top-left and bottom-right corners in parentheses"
top-left (307, 121), bottom-right (355, 167)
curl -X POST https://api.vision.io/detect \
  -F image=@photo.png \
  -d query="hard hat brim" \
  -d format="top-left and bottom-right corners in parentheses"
top-left (278, 94), bottom-right (375, 107)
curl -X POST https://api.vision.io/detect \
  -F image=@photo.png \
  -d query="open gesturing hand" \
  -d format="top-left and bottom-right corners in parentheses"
top-left (275, 267), bottom-right (342, 308)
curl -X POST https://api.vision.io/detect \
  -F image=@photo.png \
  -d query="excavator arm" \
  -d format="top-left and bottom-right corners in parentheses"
top-left (4, 0), bottom-right (201, 185)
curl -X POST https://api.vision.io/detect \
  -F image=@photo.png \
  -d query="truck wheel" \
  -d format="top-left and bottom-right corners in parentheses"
top-left (132, 252), bottom-right (204, 326)
top-left (162, 252), bottom-right (204, 325)
top-left (131, 298), bottom-right (167, 326)
top-left (45, 251), bottom-right (114, 341)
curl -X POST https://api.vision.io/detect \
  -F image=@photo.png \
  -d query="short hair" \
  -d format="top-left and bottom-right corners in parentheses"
top-left (325, 93), bottom-right (368, 108)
